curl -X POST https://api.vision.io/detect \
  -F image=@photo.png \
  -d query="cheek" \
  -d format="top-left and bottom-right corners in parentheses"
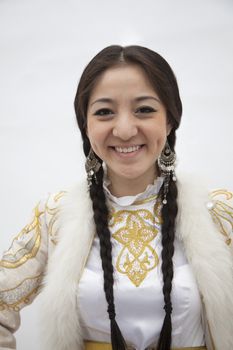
top-left (159, 137), bottom-right (167, 153)
top-left (86, 120), bottom-right (98, 144)
top-left (86, 117), bottom-right (92, 138)
top-left (155, 136), bottom-right (166, 155)
top-left (149, 124), bottom-right (167, 145)
top-left (86, 126), bottom-right (105, 156)
top-left (147, 128), bottom-right (167, 157)
top-left (87, 133), bottom-right (98, 151)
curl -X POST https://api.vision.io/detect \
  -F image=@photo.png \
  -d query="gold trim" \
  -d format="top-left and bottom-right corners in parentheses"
top-left (54, 190), bottom-right (67, 202)
top-left (0, 205), bottom-right (44, 268)
top-left (133, 194), bottom-right (158, 205)
top-left (45, 191), bottom-right (66, 245)
top-left (0, 274), bottom-right (43, 311)
top-left (209, 189), bottom-right (233, 246)
top-left (84, 341), bottom-right (206, 350)
top-left (211, 189), bottom-right (233, 200)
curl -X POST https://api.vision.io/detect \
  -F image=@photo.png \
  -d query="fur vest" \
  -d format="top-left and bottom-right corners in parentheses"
top-left (38, 175), bottom-right (233, 350)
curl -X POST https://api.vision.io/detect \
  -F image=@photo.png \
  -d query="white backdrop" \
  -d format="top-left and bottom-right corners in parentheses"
top-left (0, 0), bottom-right (233, 348)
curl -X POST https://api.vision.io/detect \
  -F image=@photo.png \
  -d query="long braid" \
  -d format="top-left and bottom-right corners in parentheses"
top-left (157, 130), bottom-right (178, 350)
top-left (84, 143), bottom-right (126, 350)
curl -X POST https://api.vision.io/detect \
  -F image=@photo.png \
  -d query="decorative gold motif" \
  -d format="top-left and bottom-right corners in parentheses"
top-left (0, 205), bottom-right (44, 269)
top-left (45, 191), bottom-right (66, 244)
top-left (209, 189), bottom-right (233, 246)
top-left (211, 189), bottom-right (233, 200)
top-left (0, 191), bottom-right (66, 268)
top-left (54, 191), bottom-right (67, 202)
top-left (110, 204), bottom-right (161, 287)
top-left (0, 274), bottom-right (43, 311)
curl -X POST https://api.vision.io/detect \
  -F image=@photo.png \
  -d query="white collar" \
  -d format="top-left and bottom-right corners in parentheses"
top-left (103, 176), bottom-right (164, 207)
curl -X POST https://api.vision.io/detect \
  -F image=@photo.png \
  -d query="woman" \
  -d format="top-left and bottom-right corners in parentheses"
top-left (0, 45), bottom-right (233, 350)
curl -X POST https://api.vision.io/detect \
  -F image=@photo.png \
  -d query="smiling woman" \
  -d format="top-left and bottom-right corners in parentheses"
top-left (0, 45), bottom-right (233, 350)
top-left (86, 64), bottom-right (170, 197)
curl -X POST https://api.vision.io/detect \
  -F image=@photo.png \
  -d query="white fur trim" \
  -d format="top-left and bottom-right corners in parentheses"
top-left (38, 180), bottom-right (94, 350)
top-left (177, 174), bottom-right (233, 350)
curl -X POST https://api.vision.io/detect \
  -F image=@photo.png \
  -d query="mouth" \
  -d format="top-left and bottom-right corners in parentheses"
top-left (110, 144), bottom-right (145, 157)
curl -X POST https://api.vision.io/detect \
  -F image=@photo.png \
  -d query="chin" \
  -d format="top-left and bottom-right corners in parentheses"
top-left (117, 169), bottom-right (146, 180)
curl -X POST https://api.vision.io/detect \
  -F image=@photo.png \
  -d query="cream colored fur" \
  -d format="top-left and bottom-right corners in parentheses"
top-left (177, 175), bottom-right (233, 350)
top-left (38, 176), bottom-right (233, 350)
top-left (39, 182), bottom-right (94, 350)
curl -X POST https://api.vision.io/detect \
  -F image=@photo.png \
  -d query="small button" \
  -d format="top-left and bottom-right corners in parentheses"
top-left (206, 200), bottom-right (216, 210)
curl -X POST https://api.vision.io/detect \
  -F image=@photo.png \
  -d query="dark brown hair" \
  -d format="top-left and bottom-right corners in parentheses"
top-left (74, 45), bottom-right (182, 350)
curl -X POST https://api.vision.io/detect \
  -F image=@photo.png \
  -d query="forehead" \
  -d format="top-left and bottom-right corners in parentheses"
top-left (89, 64), bottom-right (158, 101)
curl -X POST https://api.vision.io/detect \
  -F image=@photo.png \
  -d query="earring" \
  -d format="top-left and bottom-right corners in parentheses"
top-left (158, 140), bottom-right (176, 205)
top-left (85, 149), bottom-right (101, 187)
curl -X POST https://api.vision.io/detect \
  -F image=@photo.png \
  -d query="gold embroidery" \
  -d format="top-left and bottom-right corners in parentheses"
top-left (110, 205), bottom-right (161, 287)
top-left (0, 205), bottom-right (44, 268)
top-left (45, 191), bottom-right (66, 244)
top-left (0, 274), bottom-right (43, 311)
top-left (0, 191), bottom-right (66, 267)
top-left (54, 191), bottom-right (67, 202)
top-left (211, 189), bottom-right (233, 200)
top-left (134, 194), bottom-right (158, 205)
top-left (209, 189), bottom-right (233, 246)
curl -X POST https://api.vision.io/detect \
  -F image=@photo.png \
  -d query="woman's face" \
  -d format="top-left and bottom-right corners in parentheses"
top-left (87, 64), bottom-right (171, 191)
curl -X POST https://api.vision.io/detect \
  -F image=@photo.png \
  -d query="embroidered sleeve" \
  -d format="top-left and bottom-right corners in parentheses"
top-left (45, 191), bottom-right (67, 247)
top-left (207, 189), bottom-right (233, 248)
top-left (0, 191), bottom-right (66, 348)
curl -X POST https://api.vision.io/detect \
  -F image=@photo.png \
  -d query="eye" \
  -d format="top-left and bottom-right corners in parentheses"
top-left (136, 106), bottom-right (156, 114)
top-left (94, 108), bottom-right (114, 116)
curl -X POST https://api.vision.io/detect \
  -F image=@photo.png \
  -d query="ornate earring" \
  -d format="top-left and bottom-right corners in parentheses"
top-left (158, 140), bottom-right (176, 204)
top-left (85, 148), bottom-right (101, 187)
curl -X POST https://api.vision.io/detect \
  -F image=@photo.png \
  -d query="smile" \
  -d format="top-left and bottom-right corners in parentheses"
top-left (109, 145), bottom-right (145, 158)
top-left (114, 145), bottom-right (142, 153)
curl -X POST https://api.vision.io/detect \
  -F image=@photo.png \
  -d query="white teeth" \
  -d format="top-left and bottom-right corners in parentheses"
top-left (115, 145), bottom-right (141, 153)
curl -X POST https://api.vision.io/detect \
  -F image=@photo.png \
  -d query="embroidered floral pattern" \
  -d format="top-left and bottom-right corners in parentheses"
top-left (110, 203), bottom-right (161, 287)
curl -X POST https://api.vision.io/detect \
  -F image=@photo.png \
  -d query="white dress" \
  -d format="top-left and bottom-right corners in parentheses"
top-left (78, 178), bottom-right (205, 350)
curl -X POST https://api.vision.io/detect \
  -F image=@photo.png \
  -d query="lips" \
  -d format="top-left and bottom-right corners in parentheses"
top-left (109, 144), bottom-right (145, 158)
top-left (114, 145), bottom-right (142, 153)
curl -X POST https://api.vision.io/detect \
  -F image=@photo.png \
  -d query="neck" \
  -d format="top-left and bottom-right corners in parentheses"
top-left (107, 170), bottom-right (157, 197)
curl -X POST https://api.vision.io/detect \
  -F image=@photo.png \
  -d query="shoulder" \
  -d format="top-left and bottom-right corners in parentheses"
top-left (176, 172), bottom-right (211, 214)
top-left (207, 189), bottom-right (233, 247)
top-left (44, 179), bottom-right (91, 243)
top-left (45, 179), bottom-right (89, 211)
top-left (176, 172), bottom-right (233, 249)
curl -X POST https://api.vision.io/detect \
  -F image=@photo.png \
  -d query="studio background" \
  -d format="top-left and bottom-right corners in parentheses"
top-left (0, 0), bottom-right (233, 349)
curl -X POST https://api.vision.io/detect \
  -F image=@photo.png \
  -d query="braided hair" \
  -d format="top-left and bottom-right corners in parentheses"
top-left (75, 45), bottom-right (182, 350)
top-left (157, 129), bottom-right (178, 350)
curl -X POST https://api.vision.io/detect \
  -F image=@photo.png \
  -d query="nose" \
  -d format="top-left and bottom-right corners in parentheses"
top-left (112, 114), bottom-right (138, 140)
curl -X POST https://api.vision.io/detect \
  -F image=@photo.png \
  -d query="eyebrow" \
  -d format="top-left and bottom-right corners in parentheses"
top-left (90, 95), bottom-right (161, 106)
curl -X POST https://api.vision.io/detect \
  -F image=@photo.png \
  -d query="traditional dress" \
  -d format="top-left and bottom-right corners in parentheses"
top-left (0, 175), bottom-right (233, 349)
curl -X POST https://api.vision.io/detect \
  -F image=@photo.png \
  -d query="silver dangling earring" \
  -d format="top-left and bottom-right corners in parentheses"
top-left (85, 148), bottom-right (101, 187)
top-left (158, 140), bottom-right (176, 205)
